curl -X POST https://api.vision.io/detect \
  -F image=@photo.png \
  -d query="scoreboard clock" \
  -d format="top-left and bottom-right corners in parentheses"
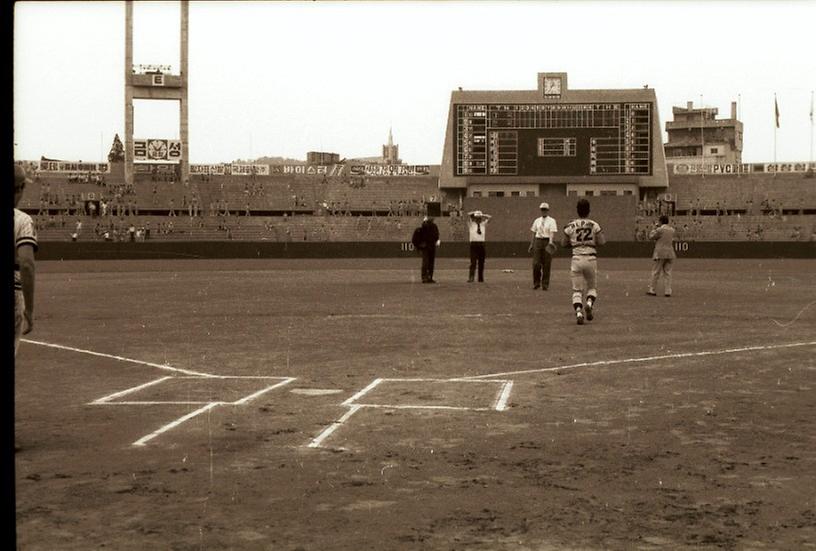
top-left (543, 76), bottom-right (562, 97)
top-left (148, 139), bottom-right (168, 160)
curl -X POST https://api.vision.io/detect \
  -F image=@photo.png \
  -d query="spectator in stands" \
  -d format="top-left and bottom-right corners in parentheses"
top-left (168, 198), bottom-right (176, 217)
top-left (128, 223), bottom-right (136, 242)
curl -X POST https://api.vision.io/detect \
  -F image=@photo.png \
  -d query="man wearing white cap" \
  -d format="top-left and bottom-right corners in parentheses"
top-left (466, 210), bottom-right (491, 282)
top-left (528, 202), bottom-right (558, 290)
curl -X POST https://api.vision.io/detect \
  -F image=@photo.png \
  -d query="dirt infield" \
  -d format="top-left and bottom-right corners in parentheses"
top-left (15, 257), bottom-right (816, 549)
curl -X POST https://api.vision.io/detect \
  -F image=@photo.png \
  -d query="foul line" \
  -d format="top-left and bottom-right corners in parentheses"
top-left (22, 338), bottom-right (218, 378)
top-left (460, 340), bottom-right (816, 380)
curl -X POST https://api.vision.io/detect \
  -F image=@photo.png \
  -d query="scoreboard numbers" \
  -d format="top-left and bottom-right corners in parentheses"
top-left (455, 103), bottom-right (652, 177)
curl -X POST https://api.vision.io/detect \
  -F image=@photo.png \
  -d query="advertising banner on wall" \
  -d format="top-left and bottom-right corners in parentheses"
top-left (191, 164), bottom-right (227, 175)
top-left (672, 162), bottom-right (816, 175)
top-left (349, 165), bottom-right (432, 176)
top-left (269, 165), bottom-right (330, 175)
top-left (38, 161), bottom-right (110, 173)
top-left (229, 164), bottom-right (271, 176)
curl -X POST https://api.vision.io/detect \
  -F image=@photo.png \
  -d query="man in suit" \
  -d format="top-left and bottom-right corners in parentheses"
top-left (412, 215), bottom-right (440, 283)
top-left (647, 215), bottom-right (677, 297)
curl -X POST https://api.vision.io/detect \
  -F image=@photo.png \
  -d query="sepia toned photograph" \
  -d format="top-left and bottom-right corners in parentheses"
top-left (12, 1), bottom-right (816, 549)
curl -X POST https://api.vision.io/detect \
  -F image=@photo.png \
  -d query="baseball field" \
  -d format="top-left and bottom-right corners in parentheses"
top-left (14, 256), bottom-right (816, 550)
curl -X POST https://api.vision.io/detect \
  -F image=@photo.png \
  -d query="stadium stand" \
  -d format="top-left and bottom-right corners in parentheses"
top-left (18, 162), bottom-right (816, 244)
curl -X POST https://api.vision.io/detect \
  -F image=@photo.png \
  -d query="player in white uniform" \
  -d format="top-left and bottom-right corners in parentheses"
top-left (15, 165), bottom-right (38, 356)
top-left (561, 199), bottom-right (605, 325)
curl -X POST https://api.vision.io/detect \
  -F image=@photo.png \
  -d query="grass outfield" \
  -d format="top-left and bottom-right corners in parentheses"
top-left (15, 257), bottom-right (816, 550)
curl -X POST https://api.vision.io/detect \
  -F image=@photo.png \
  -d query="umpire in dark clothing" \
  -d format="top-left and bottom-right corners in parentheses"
top-left (412, 216), bottom-right (440, 283)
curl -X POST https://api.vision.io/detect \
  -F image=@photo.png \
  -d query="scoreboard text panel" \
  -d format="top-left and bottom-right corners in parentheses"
top-left (455, 103), bottom-right (652, 177)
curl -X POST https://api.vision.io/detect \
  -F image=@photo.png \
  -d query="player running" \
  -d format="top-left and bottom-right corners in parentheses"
top-left (560, 198), bottom-right (605, 325)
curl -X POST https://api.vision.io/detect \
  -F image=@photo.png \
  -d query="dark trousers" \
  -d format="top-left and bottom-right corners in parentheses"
top-left (421, 247), bottom-right (436, 282)
top-left (532, 238), bottom-right (553, 287)
top-left (469, 242), bottom-right (486, 282)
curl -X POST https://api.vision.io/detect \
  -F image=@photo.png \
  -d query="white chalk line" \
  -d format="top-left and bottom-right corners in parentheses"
top-left (494, 381), bottom-right (514, 412)
top-left (771, 300), bottom-right (816, 328)
top-left (308, 405), bottom-right (363, 449)
top-left (126, 377), bottom-right (295, 447)
top-left (90, 377), bottom-right (173, 404)
top-left (355, 404), bottom-right (495, 411)
top-left (460, 340), bottom-right (816, 380)
top-left (22, 338), bottom-right (218, 378)
top-left (231, 378), bottom-right (296, 405)
top-left (309, 377), bottom-right (514, 449)
top-left (133, 403), bottom-right (221, 447)
top-left (24, 338), bottom-right (298, 446)
top-left (341, 378), bottom-right (383, 406)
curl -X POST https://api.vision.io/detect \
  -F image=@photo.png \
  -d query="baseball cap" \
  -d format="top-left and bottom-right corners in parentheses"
top-left (539, 202), bottom-right (549, 210)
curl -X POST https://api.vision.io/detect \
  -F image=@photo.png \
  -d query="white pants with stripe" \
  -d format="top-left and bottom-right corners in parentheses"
top-left (570, 256), bottom-right (598, 306)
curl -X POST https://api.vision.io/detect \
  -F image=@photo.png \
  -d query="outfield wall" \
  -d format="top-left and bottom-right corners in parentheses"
top-left (36, 240), bottom-right (814, 261)
top-left (462, 196), bottom-right (638, 242)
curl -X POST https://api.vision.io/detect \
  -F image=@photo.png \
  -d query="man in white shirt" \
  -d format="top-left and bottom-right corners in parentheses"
top-left (528, 202), bottom-right (558, 290)
top-left (467, 210), bottom-right (491, 282)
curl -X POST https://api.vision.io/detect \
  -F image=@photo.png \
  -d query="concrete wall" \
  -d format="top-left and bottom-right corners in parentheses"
top-left (462, 195), bottom-right (637, 241)
top-left (36, 240), bottom-right (814, 261)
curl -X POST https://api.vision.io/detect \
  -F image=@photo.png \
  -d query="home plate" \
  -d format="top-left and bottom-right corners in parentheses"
top-left (290, 388), bottom-right (344, 396)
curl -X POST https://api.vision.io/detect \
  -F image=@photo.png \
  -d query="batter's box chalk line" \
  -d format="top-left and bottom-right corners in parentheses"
top-left (306, 339), bottom-right (816, 450)
top-left (22, 339), bottom-right (296, 447)
top-left (307, 377), bottom-right (514, 450)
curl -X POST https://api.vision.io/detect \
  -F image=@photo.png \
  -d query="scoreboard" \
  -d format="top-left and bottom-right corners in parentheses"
top-left (455, 103), bottom-right (652, 177)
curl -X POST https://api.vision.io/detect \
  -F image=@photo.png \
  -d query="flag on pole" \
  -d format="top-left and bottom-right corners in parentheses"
top-left (774, 96), bottom-right (780, 128)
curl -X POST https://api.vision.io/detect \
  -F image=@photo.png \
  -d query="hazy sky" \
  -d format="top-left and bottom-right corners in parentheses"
top-left (13, 1), bottom-right (816, 165)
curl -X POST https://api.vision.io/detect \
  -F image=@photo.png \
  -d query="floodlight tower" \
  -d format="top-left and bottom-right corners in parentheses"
top-left (124, 0), bottom-right (189, 186)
